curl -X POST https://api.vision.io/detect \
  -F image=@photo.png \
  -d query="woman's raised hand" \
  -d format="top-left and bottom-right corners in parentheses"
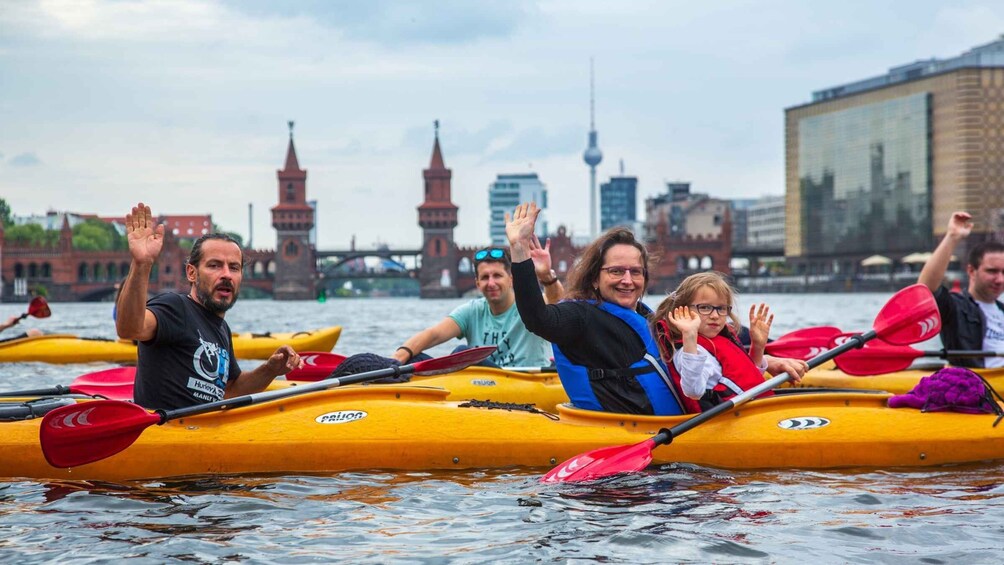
top-left (505, 202), bottom-right (540, 262)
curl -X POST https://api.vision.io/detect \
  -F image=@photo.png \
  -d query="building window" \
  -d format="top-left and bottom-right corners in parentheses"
top-left (286, 183), bottom-right (295, 202)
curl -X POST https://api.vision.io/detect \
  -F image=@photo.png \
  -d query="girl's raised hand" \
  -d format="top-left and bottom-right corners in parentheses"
top-left (748, 303), bottom-right (774, 349)
top-left (667, 306), bottom-right (702, 338)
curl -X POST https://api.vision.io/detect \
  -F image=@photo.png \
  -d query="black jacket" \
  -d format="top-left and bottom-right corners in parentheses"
top-left (934, 286), bottom-right (1004, 368)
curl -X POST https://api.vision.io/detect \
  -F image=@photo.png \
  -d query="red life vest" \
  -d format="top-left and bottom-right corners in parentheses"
top-left (662, 331), bottom-right (772, 413)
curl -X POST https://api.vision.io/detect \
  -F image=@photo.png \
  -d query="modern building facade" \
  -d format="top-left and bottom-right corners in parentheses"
top-left (746, 195), bottom-right (786, 250)
top-left (785, 36), bottom-right (1004, 275)
top-left (600, 175), bottom-right (638, 232)
top-left (488, 173), bottom-right (548, 246)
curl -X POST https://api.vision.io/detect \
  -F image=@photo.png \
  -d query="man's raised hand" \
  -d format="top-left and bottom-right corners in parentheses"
top-left (125, 202), bottom-right (165, 265)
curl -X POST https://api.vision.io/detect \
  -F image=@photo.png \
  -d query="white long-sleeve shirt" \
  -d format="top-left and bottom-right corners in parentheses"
top-left (672, 344), bottom-right (768, 400)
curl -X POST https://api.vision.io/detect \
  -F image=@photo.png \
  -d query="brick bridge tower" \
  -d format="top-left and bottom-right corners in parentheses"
top-left (270, 121), bottom-right (316, 300)
top-left (418, 121), bottom-right (460, 298)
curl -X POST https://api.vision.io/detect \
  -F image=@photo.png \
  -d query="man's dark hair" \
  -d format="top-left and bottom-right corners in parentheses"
top-left (968, 241), bottom-right (1004, 269)
top-left (188, 233), bottom-right (244, 268)
top-left (474, 247), bottom-right (512, 276)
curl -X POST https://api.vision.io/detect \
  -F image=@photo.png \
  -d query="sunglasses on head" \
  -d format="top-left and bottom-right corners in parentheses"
top-left (474, 248), bottom-right (506, 261)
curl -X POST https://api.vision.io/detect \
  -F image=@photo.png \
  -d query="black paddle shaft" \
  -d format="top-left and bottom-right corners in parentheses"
top-left (652, 330), bottom-right (876, 447)
top-left (0, 385), bottom-right (70, 397)
top-left (158, 363), bottom-right (416, 423)
top-left (930, 350), bottom-right (1004, 359)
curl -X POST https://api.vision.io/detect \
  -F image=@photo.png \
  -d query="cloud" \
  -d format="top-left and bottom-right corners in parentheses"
top-left (8, 153), bottom-right (40, 167)
top-left (227, 0), bottom-right (537, 47)
top-left (401, 120), bottom-right (514, 157)
top-left (484, 126), bottom-right (581, 163)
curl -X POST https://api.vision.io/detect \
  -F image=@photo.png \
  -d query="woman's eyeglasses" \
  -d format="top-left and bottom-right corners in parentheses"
top-left (600, 266), bottom-right (645, 279)
top-left (474, 248), bottom-right (506, 261)
top-left (690, 304), bottom-right (732, 316)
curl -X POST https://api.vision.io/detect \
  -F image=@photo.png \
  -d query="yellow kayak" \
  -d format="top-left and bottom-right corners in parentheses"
top-left (283, 364), bottom-right (1004, 413)
top-left (0, 326), bottom-right (342, 364)
top-left (4, 385), bottom-right (1003, 481)
top-left (795, 366), bottom-right (1004, 395)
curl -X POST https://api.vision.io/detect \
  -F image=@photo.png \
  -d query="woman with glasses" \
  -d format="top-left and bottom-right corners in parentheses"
top-left (506, 202), bottom-right (685, 416)
top-left (651, 271), bottom-right (798, 413)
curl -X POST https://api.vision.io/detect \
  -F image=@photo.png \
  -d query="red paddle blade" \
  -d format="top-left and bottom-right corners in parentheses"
top-left (72, 367), bottom-right (136, 387)
top-left (872, 284), bottom-right (940, 345)
top-left (764, 326), bottom-right (842, 360)
top-left (70, 367), bottom-right (136, 399)
top-left (40, 400), bottom-right (160, 468)
top-left (412, 346), bottom-right (496, 376)
top-left (542, 438), bottom-right (658, 483)
top-left (70, 382), bottom-right (135, 401)
top-left (27, 296), bottom-right (51, 319)
top-left (832, 340), bottom-right (923, 376)
top-left (287, 352), bottom-right (347, 381)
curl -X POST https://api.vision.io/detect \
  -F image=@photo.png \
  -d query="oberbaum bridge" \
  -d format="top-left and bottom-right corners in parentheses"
top-left (0, 127), bottom-right (738, 303)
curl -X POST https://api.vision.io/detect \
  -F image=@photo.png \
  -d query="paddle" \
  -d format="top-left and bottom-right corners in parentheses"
top-left (763, 326), bottom-right (842, 360)
top-left (0, 367), bottom-right (135, 400)
top-left (39, 345), bottom-right (496, 469)
top-left (286, 351), bottom-right (348, 381)
top-left (11, 296), bottom-right (52, 324)
top-left (541, 284), bottom-right (940, 483)
top-left (833, 341), bottom-right (1004, 375)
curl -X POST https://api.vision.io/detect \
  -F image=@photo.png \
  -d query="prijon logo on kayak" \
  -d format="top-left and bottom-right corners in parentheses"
top-left (471, 379), bottom-right (497, 387)
top-left (315, 411), bottom-right (367, 424)
top-left (777, 417), bottom-right (830, 430)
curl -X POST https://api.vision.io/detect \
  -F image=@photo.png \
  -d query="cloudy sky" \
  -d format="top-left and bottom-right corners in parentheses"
top-left (2, 1), bottom-right (1002, 250)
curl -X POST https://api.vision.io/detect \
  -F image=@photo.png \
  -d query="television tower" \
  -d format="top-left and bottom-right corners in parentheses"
top-left (582, 58), bottom-right (603, 238)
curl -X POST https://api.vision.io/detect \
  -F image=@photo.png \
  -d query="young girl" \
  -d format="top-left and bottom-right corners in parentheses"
top-left (651, 272), bottom-right (775, 413)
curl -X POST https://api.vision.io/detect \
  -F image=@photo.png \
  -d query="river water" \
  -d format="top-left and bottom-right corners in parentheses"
top-left (2, 294), bottom-right (1003, 563)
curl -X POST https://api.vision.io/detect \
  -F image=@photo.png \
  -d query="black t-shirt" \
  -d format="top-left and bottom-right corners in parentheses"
top-left (134, 292), bottom-right (242, 410)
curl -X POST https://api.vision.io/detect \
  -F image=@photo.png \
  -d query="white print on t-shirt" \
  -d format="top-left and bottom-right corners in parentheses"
top-left (189, 330), bottom-right (231, 398)
top-left (976, 301), bottom-right (1004, 369)
top-left (482, 330), bottom-right (516, 367)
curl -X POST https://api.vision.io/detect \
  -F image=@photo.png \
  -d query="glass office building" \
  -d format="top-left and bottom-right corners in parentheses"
top-left (798, 94), bottom-right (931, 264)
top-left (786, 37), bottom-right (1004, 274)
top-left (600, 175), bottom-right (637, 231)
top-left (488, 173), bottom-right (548, 246)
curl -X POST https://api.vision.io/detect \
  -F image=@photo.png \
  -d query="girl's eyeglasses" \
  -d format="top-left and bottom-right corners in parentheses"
top-left (474, 248), bottom-right (506, 261)
top-left (690, 304), bottom-right (732, 316)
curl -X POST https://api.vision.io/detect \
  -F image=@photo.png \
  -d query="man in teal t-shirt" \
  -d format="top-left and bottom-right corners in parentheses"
top-left (391, 245), bottom-right (563, 368)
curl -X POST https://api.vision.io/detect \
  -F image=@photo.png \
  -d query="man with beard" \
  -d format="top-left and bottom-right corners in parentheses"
top-left (117, 202), bottom-right (302, 410)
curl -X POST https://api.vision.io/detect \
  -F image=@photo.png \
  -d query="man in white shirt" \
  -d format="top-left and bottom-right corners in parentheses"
top-left (919, 211), bottom-right (1004, 368)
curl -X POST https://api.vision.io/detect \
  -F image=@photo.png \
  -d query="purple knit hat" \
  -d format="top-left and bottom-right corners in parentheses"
top-left (888, 367), bottom-right (997, 414)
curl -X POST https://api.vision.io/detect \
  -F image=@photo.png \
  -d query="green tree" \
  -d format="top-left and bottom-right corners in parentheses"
top-left (4, 223), bottom-right (58, 246)
top-left (0, 197), bottom-right (12, 227)
top-left (72, 218), bottom-right (126, 251)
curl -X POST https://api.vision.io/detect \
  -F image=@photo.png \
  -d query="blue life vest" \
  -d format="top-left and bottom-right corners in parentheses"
top-left (553, 301), bottom-right (685, 415)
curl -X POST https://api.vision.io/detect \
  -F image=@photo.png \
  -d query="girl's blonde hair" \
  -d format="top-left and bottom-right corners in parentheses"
top-left (650, 271), bottom-right (741, 361)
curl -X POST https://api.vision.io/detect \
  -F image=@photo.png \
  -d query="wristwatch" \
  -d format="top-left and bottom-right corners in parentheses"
top-left (540, 269), bottom-right (559, 286)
